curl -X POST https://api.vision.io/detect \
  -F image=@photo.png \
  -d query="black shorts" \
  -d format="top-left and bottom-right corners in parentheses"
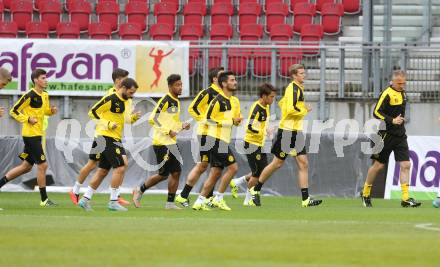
top-left (19, 136), bottom-right (46, 165)
top-left (271, 129), bottom-right (307, 160)
top-left (371, 132), bottom-right (409, 164)
top-left (98, 136), bottom-right (126, 170)
top-left (209, 137), bottom-right (236, 168)
top-left (89, 136), bottom-right (126, 161)
top-left (154, 144), bottom-right (182, 177)
top-left (198, 135), bottom-right (211, 163)
top-left (244, 142), bottom-right (268, 178)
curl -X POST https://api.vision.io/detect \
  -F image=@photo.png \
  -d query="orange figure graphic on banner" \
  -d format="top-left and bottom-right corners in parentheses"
top-left (149, 48), bottom-right (175, 89)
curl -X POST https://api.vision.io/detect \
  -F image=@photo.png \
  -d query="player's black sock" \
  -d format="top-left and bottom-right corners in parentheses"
top-left (140, 183), bottom-right (148, 193)
top-left (180, 184), bottom-right (193, 199)
top-left (39, 187), bottom-right (48, 202)
top-left (167, 193), bottom-right (176, 202)
top-left (301, 188), bottom-right (309, 201)
top-left (207, 188), bottom-right (214, 198)
top-left (0, 176), bottom-right (9, 188)
top-left (254, 181), bottom-right (264, 191)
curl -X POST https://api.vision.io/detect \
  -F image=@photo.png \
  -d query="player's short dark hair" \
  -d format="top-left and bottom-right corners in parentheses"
top-left (31, 69), bottom-right (47, 85)
top-left (258, 83), bottom-right (277, 97)
top-left (111, 68), bottom-right (129, 83)
top-left (167, 74), bottom-right (181, 86)
top-left (121, 78), bottom-right (138, 89)
top-left (289, 64), bottom-right (305, 76)
top-left (208, 67), bottom-right (224, 83)
top-left (218, 71), bottom-right (234, 88)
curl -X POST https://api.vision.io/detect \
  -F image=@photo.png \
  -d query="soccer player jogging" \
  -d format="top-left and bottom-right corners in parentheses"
top-left (229, 83), bottom-right (277, 205)
top-left (192, 71), bottom-right (242, 211)
top-left (69, 68), bottom-right (135, 206)
top-left (0, 67), bottom-right (12, 211)
top-left (249, 64), bottom-right (322, 207)
top-left (132, 74), bottom-right (190, 210)
top-left (77, 78), bottom-right (139, 212)
top-left (175, 67), bottom-right (224, 207)
top-left (361, 70), bottom-right (421, 208)
top-left (0, 69), bottom-right (58, 207)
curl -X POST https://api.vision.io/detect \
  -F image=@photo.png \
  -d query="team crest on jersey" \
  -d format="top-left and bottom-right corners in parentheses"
top-left (116, 108), bottom-right (120, 112)
top-left (256, 154), bottom-right (261, 160)
top-left (96, 153), bottom-right (101, 159)
top-left (41, 154), bottom-right (46, 161)
top-left (228, 155), bottom-right (234, 162)
top-left (170, 106), bottom-right (177, 113)
top-left (116, 148), bottom-right (121, 155)
top-left (280, 152), bottom-right (286, 158)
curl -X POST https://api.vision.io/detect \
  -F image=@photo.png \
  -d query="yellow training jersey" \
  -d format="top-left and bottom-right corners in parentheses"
top-left (373, 86), bottom-right (407, 136)
top-left (88, 92), bottom-right (138, 140)
top-left (244, 100), bottom-right (270, 147)
top-left (107, 87), bottom-right (116, 95)
top-left (149, 93), bottom-right (183, 146)
top-left (206, 90), bottom-right (241, 143)
top-left (10, 88), bottom-right (54, 137)
top-left (188, 83), bottom-right (221, 136)
top-left (278, 81), bottom-right (308, 132)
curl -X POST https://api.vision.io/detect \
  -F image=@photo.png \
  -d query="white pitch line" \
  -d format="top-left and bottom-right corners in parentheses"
top-left (414, 223), bottom-right (440, 232)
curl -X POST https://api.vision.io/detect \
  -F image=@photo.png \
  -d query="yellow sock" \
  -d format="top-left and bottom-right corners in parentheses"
top-left (401, 183), bottom-right (409, 200)
top-left (362, 183), bottom-right (372, 197)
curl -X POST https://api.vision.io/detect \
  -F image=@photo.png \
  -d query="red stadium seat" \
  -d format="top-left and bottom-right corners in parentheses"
top-left (154, 2), bottom-right (178, 31)
top-left (150, 23), bottom-right (174, 40)
top-left (289, 0), bottom-right (309, 12)
top-left (57, 22), bottom-right (80, 39)
top-left (292, 2), bottom-right (316, 34)
top-left (180, 24), bottom-right (203, 40)
top-left (11, 0), bottom-right (33, 31)
top-left (278, 48), bottom-right (303, 77)
top-left (321, 3), bottom-right (344, 34)
top-left (34, 0), bottom-right (43, 10)
top-left (125, 1), bottom-right (149, 32)
top-left (119, 23), bottom-right (142, 40)
top-left (26, 21), bottom-right (49, 38)
top-left (239, 0), bottom-right (257, 4)
top-left (270, 23), bottom-right (293, 41)
top-left (39, 0), bottom-right (62, 31)
top-left (161, 0), bottom-right (180, 12)
top-left (69, 1), bottom-right (91, 32)
top-left (228, 48), bottom-right (250, 77)
top-left (210, 23), bottom-right (233, 40)
top-left (300, 24), bottom-right (323, 55)
top-left (211, 2), bottom-right (234, 25)
top-left (266, 2), bottom-right (289, 33)
top-left (0, 21), bottom-right (18, 37)
top-left (238, 2), bottom-right (261, 32)
top-left (315, 0), bottom-right (334, 12)
top-left (213, 0), bottom-right (232, 3)
top-left (64, 0), bottom-right (76, 11)
top-left (252, 49), bottom-right (272, 77)
top-left (264, 0), bottom-right (283, 11)
top-left (183, 2), bottom-right (207, 25)
top-left (239, 23), bottom-right (263, 41)
top-left (2, 0), bottom-right (11, 10)
top-left (96, 1), bottom-right (119, 32)
top-left (342, 0), bottom-right (361, 14)
top-left (88, 22), bottom-right (112, 39)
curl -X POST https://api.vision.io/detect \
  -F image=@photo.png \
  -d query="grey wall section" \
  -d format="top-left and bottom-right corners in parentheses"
top-left (0, 135), bottom-right (371, 197)
top-left (1, 96), bottom-right (439, 137)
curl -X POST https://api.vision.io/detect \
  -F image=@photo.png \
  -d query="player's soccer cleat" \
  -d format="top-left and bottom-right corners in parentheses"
top-left (40, 198), bottom-right (58, 207)
top-left (362, 195), bottom-right (372, 207)
top-left (108, 201), bottom-right (128, 211)
top-left (249, 187), bottom-right (261, 206)
top-left (165, 202), bottom-right (182, 210)
top-left (78, 198), bottom-right (93, 212)
top-left (230, 180), bottom-right (239, 198)
top-left (117, 196), bottom-right (130, 206)
top-left (192, 202), bottom-right (211, 211)
top-left (401, 198), bottom-right (421, 208)
top-left (432, 198), bottom-right (440, 208)
top-left (175, 194), bottom-right (190, 208)
top-left (211, 198), bottom-right (231, 211)
top-left (69, 190), bottom-right (79, 205)
top-left (132, 187), bottom-right (143, 208)
top-left (301, 197), bottom-right (322, 207)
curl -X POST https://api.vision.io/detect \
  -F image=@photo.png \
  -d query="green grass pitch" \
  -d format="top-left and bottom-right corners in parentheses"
top-left (0, 192), bottom-right (439, 267)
